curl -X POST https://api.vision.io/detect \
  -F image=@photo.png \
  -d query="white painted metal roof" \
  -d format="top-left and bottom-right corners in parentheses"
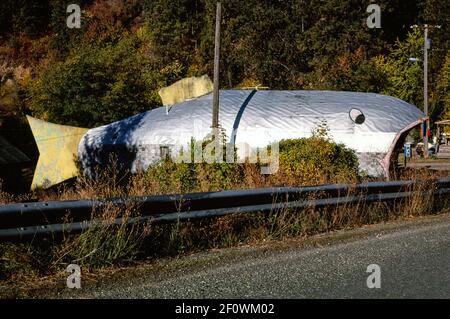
top-left (78, 90), bottom-right (424, 176)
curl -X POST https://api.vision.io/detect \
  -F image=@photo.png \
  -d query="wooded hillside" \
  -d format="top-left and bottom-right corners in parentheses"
top-left (0, 0), bottom-right (448, 129)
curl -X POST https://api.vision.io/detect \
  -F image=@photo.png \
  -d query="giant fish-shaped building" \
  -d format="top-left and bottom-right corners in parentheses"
top-left (77, 89), bottom-right (424, 178)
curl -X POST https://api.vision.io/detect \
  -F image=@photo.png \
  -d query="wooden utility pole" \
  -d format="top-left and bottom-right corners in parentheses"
top-left (423, 24), bottom-right (429, 158)
top-left (212, 2), bottom-right (221, 130)
top-left (417, 23), bottom-right (441, 158)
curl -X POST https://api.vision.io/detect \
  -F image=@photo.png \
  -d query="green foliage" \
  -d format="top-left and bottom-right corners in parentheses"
top-left (142, 131), bottom-right (359, 194)
top-left (0, 0), bottom-right (448, 128)
top-left (139, 0), bottom-right (427, 91)
top-left (436, 54), bottom-right (450, 122)
top-left (144, 0), bottom-right (205, 69)
top-left (144, 133), bottom-right (243, 193)
top-left (317, 48), bottom-right (388, 92)
top-left (48, 0), bottom-right (91, 58)
top-left (373, 28), bottom-right (424, 107)
top-left (27, 34), bottom-right (161, 127)
top-left (0, 0), bottom-right (50, 38)
top-left (421, 0), bottom-right (449, 98)
top-left (278, 136), bottom-right (359, 183)
top-left (145, 158), bottom-right (243, 194)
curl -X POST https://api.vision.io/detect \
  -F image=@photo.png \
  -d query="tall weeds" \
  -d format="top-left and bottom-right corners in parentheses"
top-left (0, 139), bottom-right (449, 288)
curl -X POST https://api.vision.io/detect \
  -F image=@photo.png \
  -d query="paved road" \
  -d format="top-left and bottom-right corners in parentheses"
top-left (59, 214), bottom-right (450, 299)
top-left (406, 161), bottom-right (450, 171)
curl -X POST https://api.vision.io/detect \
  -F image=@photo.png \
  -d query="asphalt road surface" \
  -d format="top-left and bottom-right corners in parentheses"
top-left (58, 213), bottom-right (450, 299)
top-left (406, 161), bottom-right (450, 171)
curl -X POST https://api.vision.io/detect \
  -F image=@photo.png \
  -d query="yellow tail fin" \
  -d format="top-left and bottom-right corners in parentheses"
top-left (26, 116), bottom-right (88, 190)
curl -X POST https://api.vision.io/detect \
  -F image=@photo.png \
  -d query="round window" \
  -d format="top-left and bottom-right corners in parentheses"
top-left (349, 108), bottom-right (365, 124)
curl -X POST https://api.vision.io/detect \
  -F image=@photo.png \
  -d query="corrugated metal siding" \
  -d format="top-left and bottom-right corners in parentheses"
top-left (0, 135), bottom-right (30, 166)
top-left (78, 90), bottom-right (425, 177)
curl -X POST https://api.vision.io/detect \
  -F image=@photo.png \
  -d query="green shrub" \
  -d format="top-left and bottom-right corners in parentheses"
top-left (142, 137), bottom-right (245, 194)
top-left (138, 132), bottom-right (359, 195)
top-left (277, 136), bottom-right (359, 184)
top-left (27, 34), bottom-right (162, 128)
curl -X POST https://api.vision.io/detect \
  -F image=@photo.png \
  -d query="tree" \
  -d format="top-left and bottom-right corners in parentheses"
top-left (421, 0), bottom-right (450, 122)
top-left (144, 0), bottom-right (205, 71)
top-left (373, 28), bottom-right (424, 108)
top-left (2, 0), bottom-right (445, 130)
top-left (434, 53), bottom-right (450, 121)
top-left (28, 34), bottom-right (161, 128)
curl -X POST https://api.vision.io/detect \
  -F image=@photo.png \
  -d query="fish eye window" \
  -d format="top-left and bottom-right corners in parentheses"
top-left (349, 108), bottom-right (365, 124)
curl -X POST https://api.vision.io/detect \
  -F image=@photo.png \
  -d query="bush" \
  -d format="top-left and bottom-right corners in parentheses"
top-left (133, 133), bottom-right (359, 195)
top-left (276, 136), bottom-right (359, 185)
top-left (140, 141), bottom-right (245, 194)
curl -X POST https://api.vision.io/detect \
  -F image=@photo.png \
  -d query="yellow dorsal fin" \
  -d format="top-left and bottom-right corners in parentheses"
top-left (158, 74), bottom-right (213, 106)
top-left (26, 116), bottom-right (88, 190)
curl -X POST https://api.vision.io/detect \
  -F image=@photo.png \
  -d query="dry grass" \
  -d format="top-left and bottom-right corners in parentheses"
top-left (54, 202), bottom-right (151, 268)
top-left (0, 161), bottom-right (449, 294)
top-left (0, 183), bottom-right (14, 204)
top-left (135, 178), bottom-right (449, 259)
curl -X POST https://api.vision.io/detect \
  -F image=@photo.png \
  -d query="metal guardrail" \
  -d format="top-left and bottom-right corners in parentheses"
top-left (1, 178), bottom-right (450, 241)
